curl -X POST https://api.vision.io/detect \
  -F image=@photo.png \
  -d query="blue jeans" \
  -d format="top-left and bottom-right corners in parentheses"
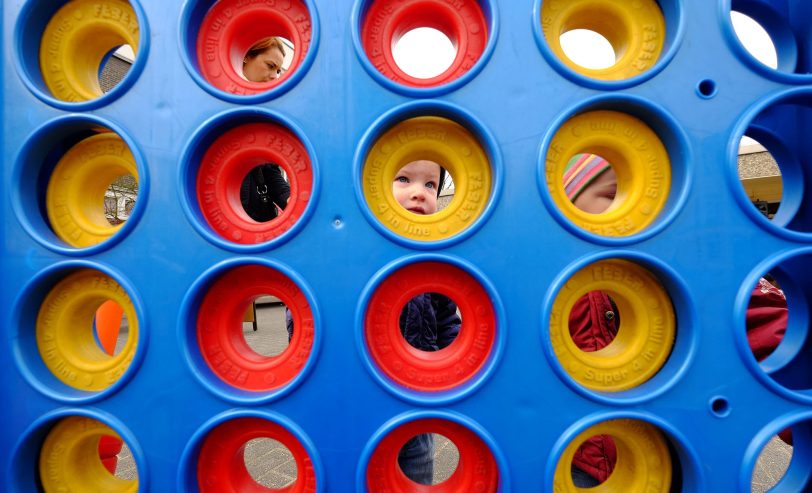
top-left (398, 434), bottom-right (434, 485)
top-left (571, 465), bottom-right (601, 487)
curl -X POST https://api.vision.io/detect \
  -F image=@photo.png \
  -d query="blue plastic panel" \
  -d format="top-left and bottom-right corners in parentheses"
top-left (2, 0), bottom-right (812, 491)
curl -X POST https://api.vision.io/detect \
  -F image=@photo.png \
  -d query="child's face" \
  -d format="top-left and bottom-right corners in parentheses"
top-left (573, 167), bottom-right (617, 214)
top-left (392, 160), bottom-right (441, 215)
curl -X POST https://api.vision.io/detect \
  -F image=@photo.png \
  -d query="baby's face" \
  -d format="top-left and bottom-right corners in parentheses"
top-left (392, 160), bottom-right (441, 215)
top-left (573, 167), bottom-right (617, 214)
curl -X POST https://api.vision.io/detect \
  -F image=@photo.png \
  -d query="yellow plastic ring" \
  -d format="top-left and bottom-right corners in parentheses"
top-left (363, 116), bottom-right (492, 242)
top-left (550, 259), bottom-right (675, 391)
top-left (40, 0), bottom-right (140, 102)
top-left (541, 0), bottom-right (665, 80)
top-left (36, 269), bottom-right (139, 391)
top-left (46, 133), bottom-right (138, 248)
top-left (546, 110), bottom-right (671, 236)
top-left (39, 416), bottom-right (137, 492)
top-left (553, 419), bottom-right (672, 492)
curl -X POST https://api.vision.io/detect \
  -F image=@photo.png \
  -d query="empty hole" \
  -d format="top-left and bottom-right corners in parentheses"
top-left (243, 438), bottom-right (297, 488)
top-left (731, 12), bottom-right (778, 69)
top-left (103, 174), bottom-right (138, 226)
top-left (242, 297), bottom-right (292, 357)
top-left (571, 435), bottom-right (616, 487)
top-left (710, 397), bottom-right (730, 417)
top-left (393, 160), bottom-right (453, 215)
top-left (393, 27), bottom-right (457, 79)
top-left (563, 154), bottom-right (618, 214)
top-left (398, 434), bottom-right (459, 485)
top-left (568, 291), bottom-right (620, 352)
top-left (697, 79), bottom-right (717, 98)
top-left (93, 300), bottom-right (128, 357)
top-left (99, 45), bottom-right (134, 93)
top-left (738, 137), bottom-right (782, 221)
top-left (240, 164), bottom-right (290, 222)
top-left (752, 434), bottom-right (792, 492)
top-left (399, 293), bottom-right (461, 351)
top-left (560, 29), bottom-right (616, 70)
top-left (241, 36), bottom-right (295, 83)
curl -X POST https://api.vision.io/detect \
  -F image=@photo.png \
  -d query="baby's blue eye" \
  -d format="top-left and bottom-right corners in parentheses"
top-left (426, 182), bottom-right (436, 189)
top-left (395, 176), bottom-right (408, 183)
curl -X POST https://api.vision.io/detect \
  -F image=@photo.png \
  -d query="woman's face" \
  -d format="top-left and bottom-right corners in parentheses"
top-left (243, 47), bottom-right (284, 83)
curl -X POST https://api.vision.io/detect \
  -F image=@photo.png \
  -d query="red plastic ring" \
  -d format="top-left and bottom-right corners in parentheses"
top-left (365, 262), bottom-right (496, 392)
top-left (197, 265), bottom-right (315, 391)
top-left (196, 0), bottom-right (312, 95)
top-left (366, 418), bottom-right (499, 492)
top-left (360, 0), bottom-right (488, 87)
top-left (197, 417), bottom-right (317, 492)
top-left (196, 122), bottom-right (313, 244)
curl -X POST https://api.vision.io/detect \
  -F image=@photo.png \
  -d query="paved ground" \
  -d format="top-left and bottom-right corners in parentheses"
top-left (110, 303), bottom-right (792, 490)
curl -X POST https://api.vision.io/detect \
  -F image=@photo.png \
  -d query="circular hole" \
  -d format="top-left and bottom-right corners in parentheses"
top-left (361, 115), bottom-right (493, 243)
top-left (730, 11), bottom-right (779, 70)
top-left (392, 28), bottom-right (457, 79)
top-left (570, 434), bottom-right (616, 487)
top-left (364, 261), bottom-right (496, 394)
top-left (240, 164), bottom-right (291, 223)
top-left (99, 45), bottom-right (134, 93)
top-left (195, 417), bottom-right (317, 492)
top-left (738, 136), bottom-right (783, 223)
top-left (14, 119), bottom-right (146, 252)
top-left (697, 79), bottom-right (717, 98)
top-left (103, 173), bottom-right (138, 226)
top-left (358, 0), bottom-right (490, 88)
top-left (39, 416), bottom-right (138, 491)
top-left (560, 29), bottom-right (616, 70)
top-left (398, 293), bottom-right (461, 352)
top-left (195, 264), bottom-right (315, 393)
top-left (545, 111), bottom-right (673, 237)
top-left (188, 118), bottom-right (314, 246)
top-left (563, 153), bottom-right (618, 215)
top-left (555, 419), bottom-right (677, 491)
top-left (392, 160), bottom-right (453, 216)
top-left (44, 133), bottom-right (140, 248)
top-left (190, 0), bottom-right (314, 97)
top-left (710, 397), bottom-right (730, 417)
top-left (242, 296), bottom-right (292, 357)
top-left (751, 434), bottom-right (792, 492)
top-left (30, 268), bottom-right (140, 393)
top-left (32, 0), bottom-right (141, 103)
top-left (539, 0), bottom-right (668, 81)
top-left (239, 36), bottom-right (294, 84)
top-left (243, 437), bottom-right (298, 488)
top-left (366, 417), bottom-right (499, 491)
top-left (397, 433), bottom-right (459, 485)
top-left (551, 259), bottom-right (676, 392)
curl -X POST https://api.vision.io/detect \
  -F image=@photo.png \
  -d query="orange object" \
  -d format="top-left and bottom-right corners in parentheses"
top-left (96, 300), bottom-right (124, 356)
top-left (95, 300), bottom-right (125, 473)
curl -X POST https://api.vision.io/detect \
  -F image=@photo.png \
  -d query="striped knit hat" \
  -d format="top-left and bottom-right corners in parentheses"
top-left (563, 153), bottom-right (612, 201)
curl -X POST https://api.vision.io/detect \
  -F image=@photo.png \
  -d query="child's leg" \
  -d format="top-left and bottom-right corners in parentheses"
top-left (397, 433), bottom-right (434, 485)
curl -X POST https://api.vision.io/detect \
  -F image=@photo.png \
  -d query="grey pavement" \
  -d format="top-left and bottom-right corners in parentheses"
top-left (111, 303), bottom-right (791, 490)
